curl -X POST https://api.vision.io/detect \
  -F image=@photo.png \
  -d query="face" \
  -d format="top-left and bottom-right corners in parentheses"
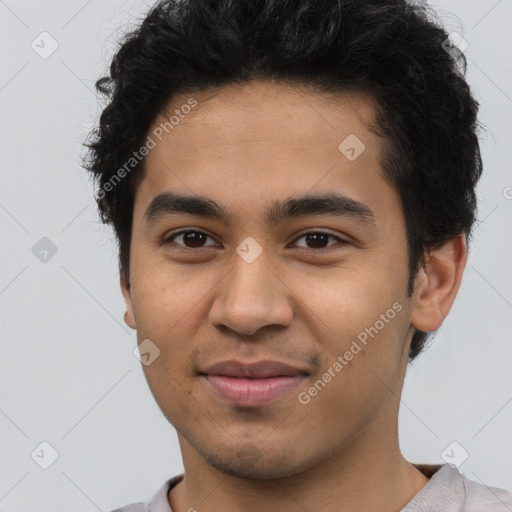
top-left (122, 81), bottom-right (418, 479)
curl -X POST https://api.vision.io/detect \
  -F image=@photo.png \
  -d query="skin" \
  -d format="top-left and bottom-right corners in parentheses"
top-left (120, 80), bottom-right (467, 512)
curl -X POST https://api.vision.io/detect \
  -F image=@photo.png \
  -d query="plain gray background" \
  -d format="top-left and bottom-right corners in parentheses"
top-left (1, 0), bottom-right (511, 510)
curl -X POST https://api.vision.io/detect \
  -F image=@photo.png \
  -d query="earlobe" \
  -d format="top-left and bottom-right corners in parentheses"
top-left (410, 234), bottom-right (467, 333)
top-left (120, 272), bottom-right (137, 330)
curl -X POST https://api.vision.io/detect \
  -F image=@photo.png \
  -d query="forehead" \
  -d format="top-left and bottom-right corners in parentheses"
top-left (150, 80), bottom-right (380, 150)
top-left (134, 80), bottom-right (399, 227)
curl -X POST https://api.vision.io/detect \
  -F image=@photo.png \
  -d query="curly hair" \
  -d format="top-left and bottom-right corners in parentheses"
top-left (82, 0), bottom-right (483, 360)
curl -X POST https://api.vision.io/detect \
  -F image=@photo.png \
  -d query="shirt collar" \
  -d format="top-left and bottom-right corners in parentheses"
top-left (400, 464), bottom-right (466, 511)
top-left (149, 474), bottom-right (183, 512)
top-left (148, 464), bottom-right (466, 512)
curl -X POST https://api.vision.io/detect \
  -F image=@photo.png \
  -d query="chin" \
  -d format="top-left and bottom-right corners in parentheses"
top-left (193, 438), bottom-right (309, 480)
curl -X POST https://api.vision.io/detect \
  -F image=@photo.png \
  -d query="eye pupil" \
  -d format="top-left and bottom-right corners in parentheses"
top-left (306, 233), bottom-right (329, 248)
top-left (166, 230), bottom-right (341, 252)
top-left (184, 231), bottom-right (207, 247)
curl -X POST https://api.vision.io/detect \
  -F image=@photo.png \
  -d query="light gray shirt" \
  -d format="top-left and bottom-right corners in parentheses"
top-left (112, 463), bottom-right (512, 512)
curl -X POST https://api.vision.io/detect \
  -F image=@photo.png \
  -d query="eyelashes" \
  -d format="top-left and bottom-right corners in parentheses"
top-left (161, 229), bottom-right (349, 252)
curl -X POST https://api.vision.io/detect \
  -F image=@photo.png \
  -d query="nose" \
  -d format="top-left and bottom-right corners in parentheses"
top-left (208, 248), bottom-right (293, 336)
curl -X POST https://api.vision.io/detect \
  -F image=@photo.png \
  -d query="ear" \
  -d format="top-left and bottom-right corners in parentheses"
top-left (120, 271), bottom-right (137, 330)
top-left (410, 234), bottom-right (467, 333)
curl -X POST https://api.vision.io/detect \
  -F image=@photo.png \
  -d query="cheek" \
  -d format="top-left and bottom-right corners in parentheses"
top-left (294, 263), bottom-right (409, 396)
top-left (130, 278), bottom-right (200, 406)
top-left (289, 259), bottom-right (405, 334)
top-left (131, 261), bottom-right (208, 333)
top-left (299, 295), bottom-right (408, 437)
top-left (133, 272), bottom-right (199, 415)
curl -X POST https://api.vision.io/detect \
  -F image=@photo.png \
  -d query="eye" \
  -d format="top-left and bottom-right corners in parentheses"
top-left (161, 229), bottom-right (348, 251)
top-left (162, 229), bottom-right (220, 249)
top-left (291, 231), bottom-right (348, 250)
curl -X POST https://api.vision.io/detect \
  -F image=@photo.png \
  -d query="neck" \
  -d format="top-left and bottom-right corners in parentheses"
top-left (169, 423), bottom-right (429, 512)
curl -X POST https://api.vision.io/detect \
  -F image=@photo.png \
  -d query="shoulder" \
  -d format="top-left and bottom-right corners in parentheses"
top-left (462, 474), bottom-right (512, 511)
top-left (109, 474), bottom-right (183, 512)
top-left (111, 504), bottom-right (148, 512)
top-left (403, 463), bottom-right (512, 512)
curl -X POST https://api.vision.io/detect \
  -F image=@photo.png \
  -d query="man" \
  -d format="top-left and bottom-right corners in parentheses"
top-left (83, 0), bottom-right (512, 510)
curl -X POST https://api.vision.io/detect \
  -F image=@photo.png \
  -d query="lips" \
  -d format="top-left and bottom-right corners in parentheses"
top-left (199, 360), bottom-right (309, 407)
top-left (201, 360), bottom-right (308, 378)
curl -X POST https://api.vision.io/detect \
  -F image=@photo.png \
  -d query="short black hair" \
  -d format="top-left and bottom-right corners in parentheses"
top-left (82, 0), bottom-right (483, 360)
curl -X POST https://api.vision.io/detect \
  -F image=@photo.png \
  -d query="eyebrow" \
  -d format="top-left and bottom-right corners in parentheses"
top-left (144, 191), bottom-right (376, 229)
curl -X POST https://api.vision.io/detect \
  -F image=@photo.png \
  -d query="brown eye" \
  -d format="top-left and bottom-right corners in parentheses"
top-left (293, 231), bottom-right (347, 250)
top-left (163, 230), bottom-right (219, 249)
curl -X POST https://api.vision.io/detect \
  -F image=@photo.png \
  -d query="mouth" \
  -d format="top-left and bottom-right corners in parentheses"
top-left (199, 360), bottom-right (309, 407)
